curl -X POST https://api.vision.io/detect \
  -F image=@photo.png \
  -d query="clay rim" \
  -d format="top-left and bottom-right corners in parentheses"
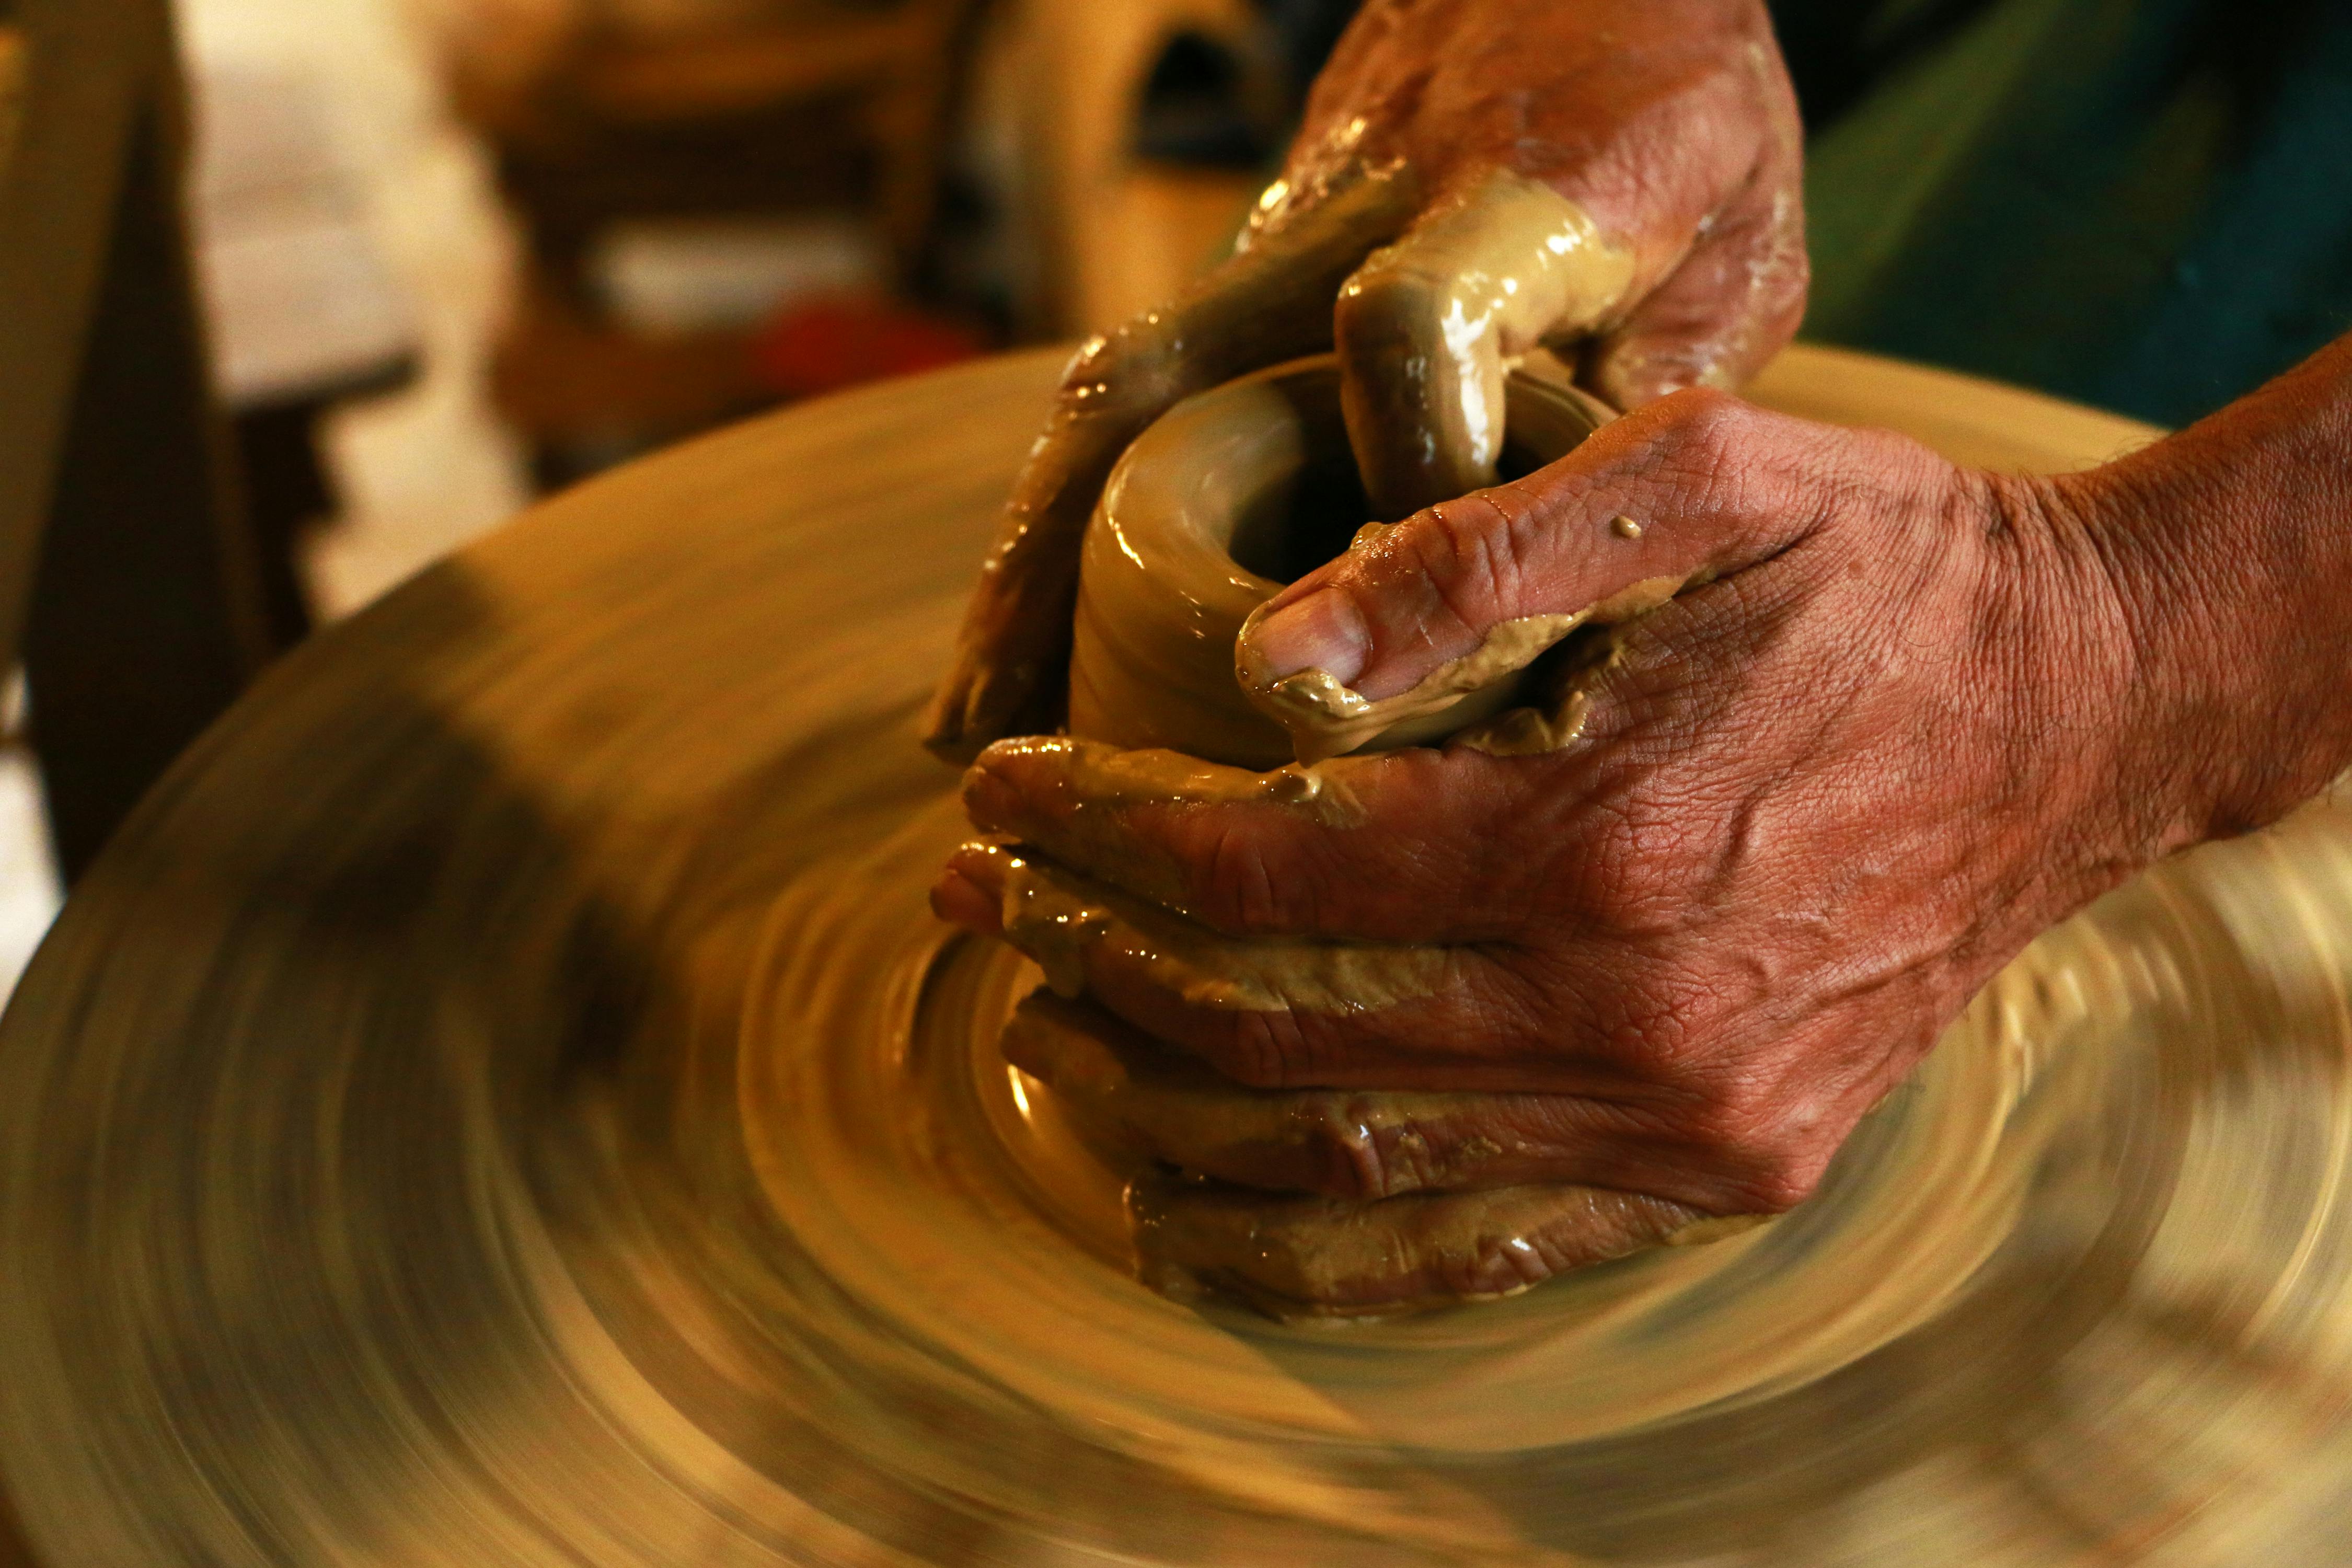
top-left (1069, 354), bottom-right (1613, 767)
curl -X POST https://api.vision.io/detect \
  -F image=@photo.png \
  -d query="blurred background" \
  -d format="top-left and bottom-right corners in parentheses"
top-left (0, 0), bottom-right (1355, 994)
top-left (186, 0), bottom-right (1353, 591)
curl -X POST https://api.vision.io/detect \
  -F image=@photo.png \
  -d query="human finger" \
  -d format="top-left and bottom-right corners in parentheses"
top-left (1131, 1169), bottom-right (1759, 1320)
top-left (1333, 168), bottom-right (1636, 522)
top-left (946, 855), bottom-right (1872, 1210)
top-left (1004, 989), bottom-right (1690, 1201)
top-left (933, 840), bottom-right (1555, 1091)
top-left (1234, 394), bottom-right (1930, 762)
top-left (940, 841), bottom-right (1705, 1121)
top-left (956, 735), bottom-right (1534, 943)
top-left (1579, 144), bottom-right (1807, 408)
top-left (921, 170), bottom-right (1421, 762)
top-left (937, 839), bottom-right (1468, 1044)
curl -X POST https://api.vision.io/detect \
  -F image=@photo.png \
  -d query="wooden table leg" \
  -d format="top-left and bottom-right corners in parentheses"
top-left (22, 102), bottom-right (280, 881)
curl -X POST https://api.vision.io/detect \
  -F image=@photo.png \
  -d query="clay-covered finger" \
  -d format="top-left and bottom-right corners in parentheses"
top-left (921, 171), bottom-right (1421, 762)
top-left (1334, 168), bottom-right (1636, 522)
top-left (1233, 391), bottom-right (1889, 763)
top-left (941, 841), bottom-right (1707, 1106)
top-left (1006, 990), bottom-right (1667, 1201)
top-left (1579, 156), bottom-right (1807, 409)
top-left (959, 736), bottom-right (1544, 943)
top-left (935, 839), bottom-right (1554, 1091)
top-left (1131, 1169), bottom-right (1762, 1320)
top-left (939, 839), bottom-right (1465, 1028)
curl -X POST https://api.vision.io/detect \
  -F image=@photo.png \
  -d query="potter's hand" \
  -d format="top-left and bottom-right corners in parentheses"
top-left (1001, 988), bottom-right (1750, 1315)
top-left (937, 390), bottom-right (2176, 1236)
top-left (923, 0), bottom-right (1806, 761)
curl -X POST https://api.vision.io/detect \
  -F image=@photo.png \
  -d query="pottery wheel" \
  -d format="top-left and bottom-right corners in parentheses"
top-left (5, 348), bottom-right (2352, 1566)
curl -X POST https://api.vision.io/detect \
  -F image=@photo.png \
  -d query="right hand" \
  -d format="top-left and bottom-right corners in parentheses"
top-left (923, 0), bottom-right (1808, 761)
top-left (935, 387), bottom-right (2178, 1313)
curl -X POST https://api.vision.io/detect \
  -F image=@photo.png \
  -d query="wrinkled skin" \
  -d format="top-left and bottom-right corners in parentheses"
top-left (1004, 988), bottom-right (1736, 1316)
top-left (940, 394), bottom-right (2156, 1222)
top-left (1297, 0), bottom-right (1806, 408)
top-left (938, 338), bottom-right (2352, 1301)
top-left (927, 0), bottom-right (2352, 1309)
top-left (923, 0), bottom-right (1805, 759)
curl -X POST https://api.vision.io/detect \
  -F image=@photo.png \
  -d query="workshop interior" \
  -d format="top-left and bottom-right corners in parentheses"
top-left (3, 1), bottom-right (2351, 1564)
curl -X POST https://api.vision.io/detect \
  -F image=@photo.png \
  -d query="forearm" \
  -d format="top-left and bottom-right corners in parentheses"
top-left (2066, 332), bottom-right (2352, 846)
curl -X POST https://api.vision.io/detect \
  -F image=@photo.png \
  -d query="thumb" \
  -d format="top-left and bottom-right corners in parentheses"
top-left (1335, 168), bottom-right (1635, 523)
top-left (1235, 390), bottom-right (1837, 760)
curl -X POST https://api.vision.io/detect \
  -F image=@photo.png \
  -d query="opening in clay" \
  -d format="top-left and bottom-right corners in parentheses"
top-left (1223, 372), bottom-right (1553, 585)
top-left (1070, 354), bottom-right (1610, 768)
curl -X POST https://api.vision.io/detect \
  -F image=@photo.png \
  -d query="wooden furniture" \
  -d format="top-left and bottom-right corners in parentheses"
top-left (463, 0), bottom-right (980, 294)
top-left (454, 0), bottom-right (982, 479)
top-left (0, 0), bottom-right (285, 880)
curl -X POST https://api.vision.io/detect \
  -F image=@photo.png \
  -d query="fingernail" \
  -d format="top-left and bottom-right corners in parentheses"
top-left (961, 762), bottom-right (1024, 832)
top-left (1244, 590), bottom-right (1371, 687)
top-left (930, 866), bottom-right (1001, 935)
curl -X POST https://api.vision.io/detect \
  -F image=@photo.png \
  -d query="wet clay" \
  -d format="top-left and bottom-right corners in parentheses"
top-left (926, 170), bottom-right (1423, 757)
top-left (965, 735), bottom-right (1368, 916)
top-left (1131, 1173), bottom-right (1726, 1320)
top-left (20, 350), bottom-right (2345, 1568)
top-left (978, 841), bottom-right (1458, 1015)
top-left (1052, 351), bottom-right (1728, 1313)
top-left (1238, 571), bottom-right (1687, 765)
top-left (1052, 351), bottom-right (1690, 1312)
top-left (1069, 353), bottom-right (1613, 769)
top-left (975, 734), bottom-right (1369, 826)
top-left (1335, 169), bottom-right (1636, 520)
top-left (1002, 989), bottom-right (1532, 1199)
top-left (1004, 990), bottom-right (1770, 1316)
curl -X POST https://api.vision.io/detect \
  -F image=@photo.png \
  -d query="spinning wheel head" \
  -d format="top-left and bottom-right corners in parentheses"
top-left (3, 350), bottom-right (2346, 1566)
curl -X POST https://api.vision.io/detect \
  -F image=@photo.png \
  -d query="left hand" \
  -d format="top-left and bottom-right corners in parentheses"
top-left (920, 0), bottom-right (1807, 760)
top-left (934, 389), bottom-right (2182, 1279)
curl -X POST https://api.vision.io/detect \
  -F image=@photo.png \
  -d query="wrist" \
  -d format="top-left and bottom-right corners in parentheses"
top-left (1946, 467), bottom-right (2208, 907)
top-left (2058, 364), bottom-right (2352, 847)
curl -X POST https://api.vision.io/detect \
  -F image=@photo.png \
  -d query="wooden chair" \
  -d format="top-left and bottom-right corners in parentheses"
top-left (0, 0), bottom-right (285, 881)
top-left (446, 0), bottom-right (983, 481)
top-left (459, 0), bottom-right (983, 296)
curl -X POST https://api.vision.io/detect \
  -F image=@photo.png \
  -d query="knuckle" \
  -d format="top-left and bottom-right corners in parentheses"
top-left (1654, 385), bottom-right (1749, 462)
top-left (1598, 997), bottom-right (1699, 1079)
top-left (1410, 495), bottom-right (1531, 631)
top-left (1205, 1007), bottom-right (1310, 1090)
top-left (1181, 817), bottom-right (1297, 935)
top-left (1720, 1135), bottom-right (1830, 1214)
top-left (1570, 966), bottom-right (1740, 1081)
top-left (1300, 1099), bottom-right (1393, 1200)
top-left (1737, 1152), bottom-right (1828, 1214)
top-left (1584, 387), bottom-right (1759, 514)
top-left (1671, 1080), bottom-right (1830, 1214)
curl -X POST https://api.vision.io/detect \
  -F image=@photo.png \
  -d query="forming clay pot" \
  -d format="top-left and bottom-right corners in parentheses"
top-left (1067, 355), bottom-right (1614, 769)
